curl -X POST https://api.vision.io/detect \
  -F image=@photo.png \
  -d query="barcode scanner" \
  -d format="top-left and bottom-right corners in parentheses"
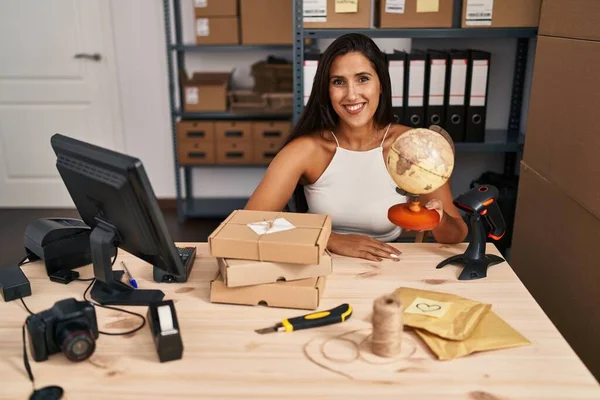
top-left (436, 185), bottom-right (506, 280)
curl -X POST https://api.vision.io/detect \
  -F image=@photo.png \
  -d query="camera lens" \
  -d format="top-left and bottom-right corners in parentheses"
top-left (57, 323), bottom-right (95, 362)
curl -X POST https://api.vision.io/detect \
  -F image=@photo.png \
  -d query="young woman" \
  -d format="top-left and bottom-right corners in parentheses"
top-left (245, 33), bottom-right (467, 262)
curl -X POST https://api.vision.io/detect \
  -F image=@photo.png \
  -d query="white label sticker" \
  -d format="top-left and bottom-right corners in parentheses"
top-left (194, 0), bottom-right (207, 8)
top-left (449, 59), bottom-right (467, 106)
top-left (408, 60), bottom-right (425, 107)
top-left (428, 60), bottom-right (446, 106)
top-left (196, 18), bottom-right (209, 36)
top-left (389, 60), bottom-right (404, 107)
top-left (386, 0), bottom-right (406, 13)
top-left (470, 60), bottom-right (489, 106)
top-left (466, 0), bottom-right (493, 26)
top-left (247, 218), bottom-right (296, 235)
top-left (304, 60), bottom-right (318, 105)
top-left (185, 87), bottom-right (199, 104)
top-left (304, 0), bottom-right (327, 22)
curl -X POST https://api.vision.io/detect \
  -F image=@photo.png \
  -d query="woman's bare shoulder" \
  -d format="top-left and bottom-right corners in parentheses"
top-left (283, 131), bottom-right (337, 154)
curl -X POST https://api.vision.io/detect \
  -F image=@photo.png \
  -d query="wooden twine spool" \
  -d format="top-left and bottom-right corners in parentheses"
top-left (371, 294), bottom-right (403, 357)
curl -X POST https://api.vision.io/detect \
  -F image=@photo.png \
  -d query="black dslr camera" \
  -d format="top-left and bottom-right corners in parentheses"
top-left (26, 298), bottom-right (99, 362)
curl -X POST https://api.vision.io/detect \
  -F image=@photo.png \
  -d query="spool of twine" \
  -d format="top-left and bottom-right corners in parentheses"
top-left (371, 294), bottom-right (403, 357)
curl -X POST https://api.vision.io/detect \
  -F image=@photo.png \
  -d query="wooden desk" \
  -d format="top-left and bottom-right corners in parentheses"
top-left (1, 243), bottom-right (598, 399)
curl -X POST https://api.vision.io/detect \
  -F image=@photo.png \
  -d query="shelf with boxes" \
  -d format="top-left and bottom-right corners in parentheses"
top-left (294, 0), bottom-right (539, 173)
top-left (164, 0), bottom-right (298, 220)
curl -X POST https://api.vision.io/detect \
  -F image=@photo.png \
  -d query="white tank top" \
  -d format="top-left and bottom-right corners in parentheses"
top-left (303, 124), bottom-right (407, 242)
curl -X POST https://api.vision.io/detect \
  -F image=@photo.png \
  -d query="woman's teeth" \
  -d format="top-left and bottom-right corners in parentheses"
top-left (344, 103), bottom-right (365, 113)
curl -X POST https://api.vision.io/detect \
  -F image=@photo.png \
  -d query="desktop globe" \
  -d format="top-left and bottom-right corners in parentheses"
top-left (386, 127), bottom-right (455, 231)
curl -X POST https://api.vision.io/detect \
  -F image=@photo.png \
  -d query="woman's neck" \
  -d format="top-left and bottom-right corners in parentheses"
top-left (335, 121), bottom-right (384, 150)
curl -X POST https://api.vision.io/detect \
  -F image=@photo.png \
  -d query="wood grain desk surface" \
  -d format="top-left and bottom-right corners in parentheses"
top-left (1, 243), bottom-right (598, 399)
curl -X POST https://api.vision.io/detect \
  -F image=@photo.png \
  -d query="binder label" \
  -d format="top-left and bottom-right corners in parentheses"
top-left (386, 0), bottom-right (406, 14)
top-left (304, 60), bottom-right (319, 106)
top-left (389, 60), bottom-right (404, 107)
top-left (470, 60), bottom-right (489, 107)
top-left (194, 0), bottom-right (207, 7)
top-left (408, 61), bottom-right (425, 107)
top-left (304, 0), bottom-right (327, 22)
top-left (466, 0), bottom-right (493, 26)
top-left (449, 59), bottom-right (467, 106)
top-left (429, 60), bottom-right (446, 107)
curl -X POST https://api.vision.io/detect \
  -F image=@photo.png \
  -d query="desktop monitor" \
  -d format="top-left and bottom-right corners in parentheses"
top-left (50, 133), bottom-right (195, 306)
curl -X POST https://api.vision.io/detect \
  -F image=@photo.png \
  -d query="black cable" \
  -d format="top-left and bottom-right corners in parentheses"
top-left (80, 248), bottom-right (146, 336)
top-left (20, 298), bottom-right (34, 316)
top-left (22, 324), bottom-right (35, 391)
top-left (75, 277), bottom-right (95, 282)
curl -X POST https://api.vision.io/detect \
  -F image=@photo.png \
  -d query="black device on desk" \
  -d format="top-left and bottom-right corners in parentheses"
top-left (50, 133), bottom-right (196, 306)
top-left (23, 218), bottom-right (118, 282)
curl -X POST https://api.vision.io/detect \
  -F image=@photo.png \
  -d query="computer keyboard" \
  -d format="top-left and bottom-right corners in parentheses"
top-left (177, 246), bottom-right (196, 266)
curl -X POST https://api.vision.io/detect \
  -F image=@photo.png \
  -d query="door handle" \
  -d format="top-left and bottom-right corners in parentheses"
top-left (74, 53), bottom-right (102, 61)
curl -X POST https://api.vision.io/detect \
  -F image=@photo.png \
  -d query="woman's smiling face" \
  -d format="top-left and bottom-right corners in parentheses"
top-left (328, 51), bottom-right (382, 129)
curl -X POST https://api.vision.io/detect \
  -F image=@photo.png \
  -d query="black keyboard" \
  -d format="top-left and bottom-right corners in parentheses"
top-left (177, 246), bottom-right (196, 266)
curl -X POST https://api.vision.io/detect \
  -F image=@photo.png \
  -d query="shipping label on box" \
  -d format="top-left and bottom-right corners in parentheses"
top-left (209, 210), bottom-right (332, 264)
top-left (304, 0), bottom-right (327, 22)
top-left (218, 250), bottom-right (333, 288)
top-left (210, 272), bottom-right (327, 310)
top-left (465, 0), bottom-right (493, 26)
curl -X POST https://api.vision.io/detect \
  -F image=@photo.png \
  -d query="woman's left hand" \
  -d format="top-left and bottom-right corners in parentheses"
top-left (425, 198), bottom-right (444, 221)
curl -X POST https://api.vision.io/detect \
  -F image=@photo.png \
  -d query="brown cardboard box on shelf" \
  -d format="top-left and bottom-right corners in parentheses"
top-left (194, 0), bottom-right (237, 17)
top-left (195, 17), bottom-right (239, 45)
top-left (209, 210), bottom-right (332, 264)
top-left (215, 121), bottom-right (252, 142)
top-left (217, 250), bottom-right (332, 288)
top-left (210, 272), bottom-right (326, 310)
top-left (176, 121), bottom-right (216, 165)
top-left (522, 35), bottom-right (600, 220)
top-left (181, 71), bottom-right (230, 112)
top-left (303, 0), bottom-right (371, 29)
top-left (461, 0), bottom-right (541, 28)
top-left (511, 163), bottom-right (600, 380)
top-left (539, 0), bottom-right (600, 41)
top-left (240, 0), bottom-right (293, 44)
top-left (376, 0), bottom-right (454, 28)
top-left (216, 140), bottom-right (253, 165)
top-left (251, 121), bottom-right (289, 164)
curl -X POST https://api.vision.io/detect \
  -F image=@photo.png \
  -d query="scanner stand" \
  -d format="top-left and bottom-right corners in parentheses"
top-left (436, 213), bottom-right (505, 280)
top-left (89, 220), bottom-right (164, 306)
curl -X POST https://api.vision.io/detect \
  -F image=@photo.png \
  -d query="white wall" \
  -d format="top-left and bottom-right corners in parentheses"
top-left (110, 0), bottom-right (534, 201)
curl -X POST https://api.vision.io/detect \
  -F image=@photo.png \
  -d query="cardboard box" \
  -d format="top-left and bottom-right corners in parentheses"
top-left (181, 71), bottom-right (230, 112)
top-left (217, 251), bottom-right (332, 287)
top-left (215, 121), bottom-right (252, 142)
top-left (195, 17), bottom-right (239, 45)
top-left (523, 35), bottom-right (600, 220)
top-left (376, 0), bottom-right (454, 28)
top-left (216, 140), bottom-right (253, 164)
top-left (209, 210), bottom-right (332, 264)
top-left (240, 0), bottom-right (293, 44)
top-left (510, 163), bottom-right (600, 380)
top-left (461, 0), bottom-right (541, 28)
top-left (176, 121), bottom-right (215, 142)
top-left (252, 138), bottom-right (281, 164)
top-left (539, 0), bottom-right (600, 41)
top-left (178, 141), bottom-right (216, 165)
top-left (194, 0), bottom-right (237, 17)
top-left (210, 272), bottom-right (326, 310)
top-left (303, 0), bottom-right (371, 29)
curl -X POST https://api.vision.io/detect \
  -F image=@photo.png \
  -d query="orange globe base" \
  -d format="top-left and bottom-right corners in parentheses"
top-left (388, 200), bottom-right (440, 231)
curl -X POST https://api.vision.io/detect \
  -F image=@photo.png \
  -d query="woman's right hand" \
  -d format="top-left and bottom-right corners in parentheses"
top-left (327, 232), bottom-right (402, 262)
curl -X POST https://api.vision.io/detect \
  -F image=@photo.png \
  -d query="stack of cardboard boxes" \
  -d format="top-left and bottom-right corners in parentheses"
top-left (176, 120), bottom-right (290, 166)
top-left (208, 210), bottom-right (333, 310)
top-left (510, 0), bottom-right (600, 380)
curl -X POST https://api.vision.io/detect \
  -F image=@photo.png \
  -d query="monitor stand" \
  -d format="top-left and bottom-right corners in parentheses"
top-left (89, 221), bottom-right (165, 306)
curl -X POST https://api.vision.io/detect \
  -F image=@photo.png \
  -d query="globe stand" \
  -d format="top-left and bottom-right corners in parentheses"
top-left (436, 212), bottom-right (505, 280)
top-left (388, 195), bottom-right (440, 232)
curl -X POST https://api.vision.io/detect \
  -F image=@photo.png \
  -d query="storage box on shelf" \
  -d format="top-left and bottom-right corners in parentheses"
top-left (194, 0), bottom-right (239, 44)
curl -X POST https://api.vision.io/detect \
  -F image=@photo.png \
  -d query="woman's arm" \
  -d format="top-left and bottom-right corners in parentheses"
top-left (245, 137), bottom-right (315, 211)
top-left (420, 182), bottom-right (468, 244)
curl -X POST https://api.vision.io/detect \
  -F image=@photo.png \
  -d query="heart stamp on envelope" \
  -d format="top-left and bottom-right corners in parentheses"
top-left (404, 297), bottom-right (451, 318)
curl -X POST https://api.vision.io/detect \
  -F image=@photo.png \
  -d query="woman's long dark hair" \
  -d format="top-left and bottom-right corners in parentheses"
top-left (287, 33), bottom-right (395, 145)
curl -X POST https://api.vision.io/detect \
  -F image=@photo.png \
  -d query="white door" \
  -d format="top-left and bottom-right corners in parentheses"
top-left (0, 0), bottom-right (124, 207)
